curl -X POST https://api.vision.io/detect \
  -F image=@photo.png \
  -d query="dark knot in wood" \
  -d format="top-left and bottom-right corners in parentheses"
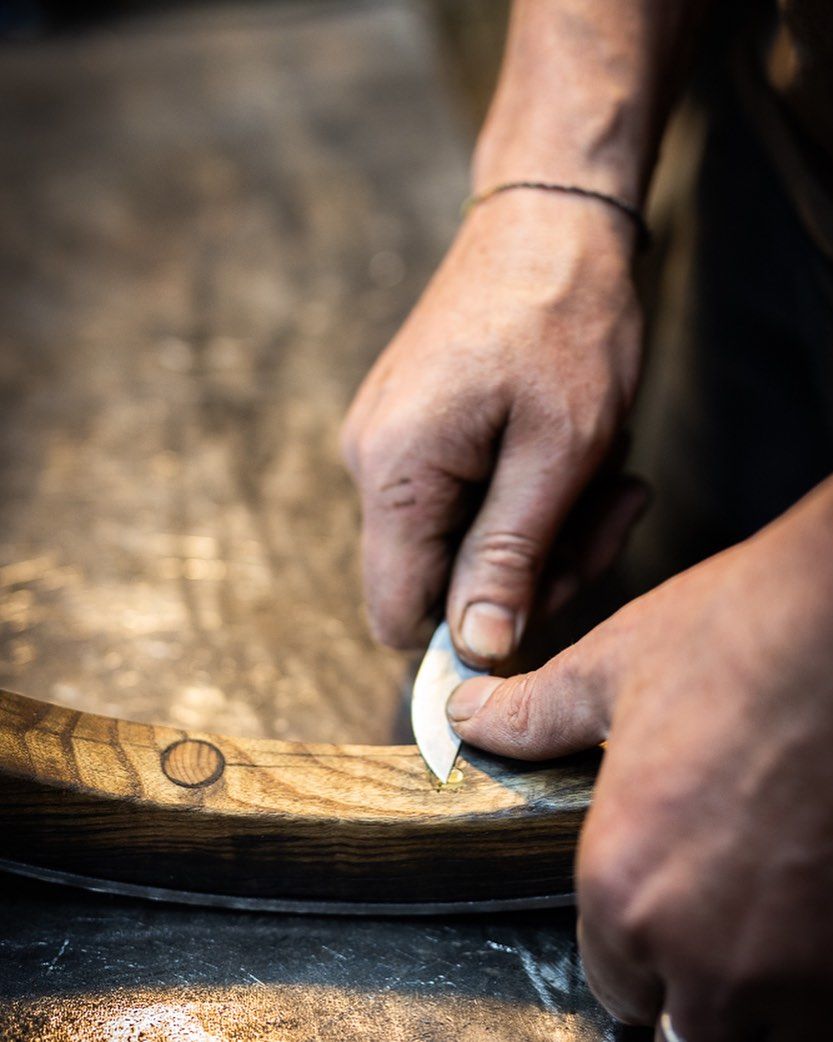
top-left (161, 739), bottom-right (225, 788)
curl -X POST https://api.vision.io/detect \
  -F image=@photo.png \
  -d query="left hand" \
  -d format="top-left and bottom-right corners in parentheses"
top-left (341, 191), bottom-right (642, 663)
top-left (448, 477), bottom-right (833, 1040)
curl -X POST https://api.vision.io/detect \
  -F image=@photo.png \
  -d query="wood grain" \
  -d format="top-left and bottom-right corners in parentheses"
top-left (0, 3), bottom-right (598, 913)
top-left (0, 0), bottom-right (468, 745)
top-left (0, 688), bottom-right (597, 907)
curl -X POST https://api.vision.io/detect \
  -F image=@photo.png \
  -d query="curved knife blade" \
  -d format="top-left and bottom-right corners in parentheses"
top-left (411, 621), bottom-right (487, 783)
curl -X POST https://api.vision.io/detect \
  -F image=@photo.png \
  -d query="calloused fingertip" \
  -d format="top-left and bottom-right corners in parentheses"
top-left (446, 675), bottom-right (501, 725)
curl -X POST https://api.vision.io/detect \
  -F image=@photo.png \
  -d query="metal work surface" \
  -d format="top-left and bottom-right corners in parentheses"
top-left (0, 2), bottom-right (639, 1037)
top-left (0, 875), bottom-right (637, 1042)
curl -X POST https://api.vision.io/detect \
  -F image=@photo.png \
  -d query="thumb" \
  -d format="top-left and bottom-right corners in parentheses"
top-left (446, 646), bottom-right (610, 760)
top-left (447, 423), bottom-right (596, 668)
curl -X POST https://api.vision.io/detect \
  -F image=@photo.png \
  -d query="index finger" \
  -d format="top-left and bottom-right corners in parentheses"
top-left (359, 462), bottom-right (476, 649)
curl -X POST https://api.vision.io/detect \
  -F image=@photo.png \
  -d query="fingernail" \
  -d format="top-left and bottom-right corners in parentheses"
top-left (447, 676), bottom-right (501, 723)
top-left (460, 601), bottom-right (517, 661)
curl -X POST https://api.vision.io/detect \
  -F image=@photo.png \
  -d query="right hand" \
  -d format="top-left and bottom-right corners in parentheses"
top-left (341, 190), bottom-right (643, 665)
top-left (447, 476), bottom-right (833, 1039)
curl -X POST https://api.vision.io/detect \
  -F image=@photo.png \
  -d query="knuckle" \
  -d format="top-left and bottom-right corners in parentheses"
top-left (530, 379), bottom-right (624, 468)
top-left (499, 673), bottom-right (548, 752)
top-left (472, 530), bottom-right (542, 576)
top-left (355, 422), bottom-right (420, 484)
top-left (367, 464), bottom-right (459, 524)
top-left (350, 432), bottom-right (406, 499)
top-left (547, 649), bottom-right (609, 738)
top-left (566, 402), bottom-right (619, 463)
top-left (375, 477), bottom-right (454, 526)
top-left (356, 428), bottom-right (391, 475)
top-left (580, 859), bottom-right (628, 928)
top-left (578, 831), bottom-right (651, 955)
top-left (375, 475), bottom-right (419, 513)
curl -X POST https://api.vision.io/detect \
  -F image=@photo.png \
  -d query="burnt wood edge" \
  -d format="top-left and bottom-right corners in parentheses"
top-left (0, 688), bottom-right (599, 908)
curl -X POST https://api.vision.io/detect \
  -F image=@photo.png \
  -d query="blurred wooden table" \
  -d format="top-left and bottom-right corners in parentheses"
top-left (0, 2), bottom-right (634, 1038)
top-left (0, 0), bottom-right (468, 744)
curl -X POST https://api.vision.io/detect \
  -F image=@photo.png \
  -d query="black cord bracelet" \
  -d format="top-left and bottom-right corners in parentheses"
top-left (461, 180), bottom-right (651, 250)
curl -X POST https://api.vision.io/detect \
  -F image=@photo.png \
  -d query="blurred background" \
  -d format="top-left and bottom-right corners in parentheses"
top-left (0, 0), bottom-right (729, 745)
top-left (0, 0), bottom-right (516, 744)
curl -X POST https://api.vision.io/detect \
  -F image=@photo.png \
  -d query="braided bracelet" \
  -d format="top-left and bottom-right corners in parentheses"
top-left (461, 180), bottom-right (651, 250)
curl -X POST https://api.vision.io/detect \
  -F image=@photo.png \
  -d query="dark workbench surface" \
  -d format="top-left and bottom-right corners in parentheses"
top-left (0, 2), bottom-right (647, 1037)
top-left (0, 874), bottom-right (637, 1041)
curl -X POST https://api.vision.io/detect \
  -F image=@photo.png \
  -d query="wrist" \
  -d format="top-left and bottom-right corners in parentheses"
top-left (469, 0), bottom-right (709, 210)
top-left (472, 104), bottom-right (650, 209)
top-left (470, 2), bottom-right (660, 208)
top-left (464, 182), bottom-right (649, 252)
top-left (461, 178), bottom-right (642, 260)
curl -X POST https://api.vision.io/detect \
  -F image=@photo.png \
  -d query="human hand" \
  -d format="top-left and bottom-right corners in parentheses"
top-left (341, 191), bottom-right (642, 665)
top-left (449, 479), bottom-right (833, 1039)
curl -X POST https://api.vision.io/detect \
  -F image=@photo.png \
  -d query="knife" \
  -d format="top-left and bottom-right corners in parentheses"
top-left (411, 621), bottom-right (488, 784)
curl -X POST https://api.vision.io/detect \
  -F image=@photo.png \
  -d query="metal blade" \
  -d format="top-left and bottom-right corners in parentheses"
top-left (411, 621), bottom-right (487, 783)
top-left (0, 858), bottom-right (574, 915)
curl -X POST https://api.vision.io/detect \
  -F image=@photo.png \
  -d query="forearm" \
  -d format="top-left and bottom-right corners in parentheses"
top-left (473, 0), bottom-right (710, 206)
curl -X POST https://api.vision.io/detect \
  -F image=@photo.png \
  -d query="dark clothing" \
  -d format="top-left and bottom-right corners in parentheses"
top-left (627, 13), bottom-right (833, 590)
top-left (740, 2), bottom-right (833, 262)
top-left (773, 0), bottom-right (833, 172)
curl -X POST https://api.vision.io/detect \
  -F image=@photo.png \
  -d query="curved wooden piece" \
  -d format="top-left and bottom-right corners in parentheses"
top-left (0, 689), bottom-right (598, 910)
